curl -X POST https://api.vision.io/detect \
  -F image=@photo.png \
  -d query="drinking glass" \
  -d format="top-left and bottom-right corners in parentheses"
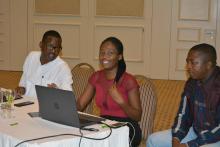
top-left (0, 90), bottom-right (15, 119)
top-left (0, 89), bottom-right (3, 118)
top-left (5, 90), bottom-right (15, 106)
top-left (0, 89), bottom-right (3, 103)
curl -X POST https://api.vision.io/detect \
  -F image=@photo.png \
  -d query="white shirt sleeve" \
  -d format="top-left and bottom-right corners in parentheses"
top-left (57, 63), bottom-right (73, 91)
top-left (19, 52), bottom-right (32, 87)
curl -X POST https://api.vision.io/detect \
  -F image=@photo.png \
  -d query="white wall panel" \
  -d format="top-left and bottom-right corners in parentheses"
top-left (177, 28), bottom-right (201, 42)
top-left (10, 0), bottom-right (28, 70)
top-left (0, 0), bottom-right (9, 13)
top-left (0, 0), bottom-right (10, 70)
top-left (0, 21), bottom-right (4, 33)
top-left (175, 48), bottom-right (188, 71)
top-left (150, 0), bottom-right (172, 79)
top-left (169, 0), bottom-right (217, 80)
top-left (93, 25), bottom-right (144, 62)
top-left (0, 41), bottom-right (4, 61)
top-left (0, 1), bottom-right (3, 13)
top-left (179, 0), bottom-right (210, 20)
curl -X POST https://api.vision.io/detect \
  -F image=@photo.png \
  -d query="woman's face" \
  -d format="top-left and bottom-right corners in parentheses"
top-left (99, 41), bottom-right (122, 70)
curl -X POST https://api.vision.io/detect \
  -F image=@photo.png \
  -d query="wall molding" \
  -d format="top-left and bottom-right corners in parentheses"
top-left (179, 0), bottom-right (210, 21)
top-left (34, 22), bottom-right (81, 59)
top-left (93, 24), bottom-right (144, 62)
top-left (34, 0), bottom-right (80, 16)
top-left (94, 23), bottom-right (145, 28)
top-left (34, 21), bottom-right (81, 26)
top-left (177, 27), bottom-right (201, 42)
top-left (175, 48), bottom-right (188, 71)
top-left (0, 41), bottom-right (3, 61)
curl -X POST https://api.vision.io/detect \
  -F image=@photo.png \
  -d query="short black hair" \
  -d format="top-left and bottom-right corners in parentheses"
top-left (42, 30), bottom-right (62, 42)
top-left (190, 43), bottom-right (217, 66)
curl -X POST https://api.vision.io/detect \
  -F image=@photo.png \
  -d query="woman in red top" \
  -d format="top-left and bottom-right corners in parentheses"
top-left (77, 37), bottom-right (142, 147)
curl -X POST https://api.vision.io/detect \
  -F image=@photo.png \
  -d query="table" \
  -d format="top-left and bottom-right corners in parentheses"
top-left (0, 98), bottom-right (129, 147)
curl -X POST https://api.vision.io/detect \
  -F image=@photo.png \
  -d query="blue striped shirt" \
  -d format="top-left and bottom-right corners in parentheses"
top-left (172, 66), bottom-right (220, 147)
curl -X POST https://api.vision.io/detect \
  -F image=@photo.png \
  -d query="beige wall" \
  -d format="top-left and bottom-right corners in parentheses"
top-left (0, 0), bottom-right (28, 70)
top-left (2, 0), bottom-right (219, 80)
top-left (27, 0), bottom-right (152, 78)
top-left (150, 0), bottom-right (172, 79)
top-left (35, 0), bottom-right (80, 15)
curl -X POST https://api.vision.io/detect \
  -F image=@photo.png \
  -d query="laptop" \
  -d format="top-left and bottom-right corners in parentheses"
top-left (34, 85), bottom-right (105, 128)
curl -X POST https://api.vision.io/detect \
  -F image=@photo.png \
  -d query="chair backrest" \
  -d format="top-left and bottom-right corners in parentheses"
top-left (71, 63), bottom-right (95, 114)
top-left (135, 75), bottom-right (157, 140)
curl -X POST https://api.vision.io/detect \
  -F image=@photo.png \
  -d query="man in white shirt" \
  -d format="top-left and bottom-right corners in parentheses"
top-left (15, 30), bottom-right (73, 98)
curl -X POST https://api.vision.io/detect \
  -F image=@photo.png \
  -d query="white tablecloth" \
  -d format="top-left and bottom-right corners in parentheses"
top-left (0, 98), bottom-right (129, 147)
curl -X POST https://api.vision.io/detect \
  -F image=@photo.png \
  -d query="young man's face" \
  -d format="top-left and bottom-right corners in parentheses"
top-left (186, 50), bottom-right (211, 80)
top-left (40, 36), bottom-right (62, 63)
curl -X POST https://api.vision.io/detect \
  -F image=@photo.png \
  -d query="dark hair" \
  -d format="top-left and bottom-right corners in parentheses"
top-left (100, 37), bottom-right (126, 83)
top-left (42, 30), bottom-right (62, 43)
top-left (190, 43), bottom-right (217, 67)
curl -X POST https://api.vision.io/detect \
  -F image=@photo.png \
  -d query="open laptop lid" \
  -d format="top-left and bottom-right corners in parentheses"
top-left (35, 85), bottom-right (104, 128)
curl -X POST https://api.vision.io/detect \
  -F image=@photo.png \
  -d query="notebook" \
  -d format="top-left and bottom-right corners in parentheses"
top-left (34, 85), bottom-right (105, 128)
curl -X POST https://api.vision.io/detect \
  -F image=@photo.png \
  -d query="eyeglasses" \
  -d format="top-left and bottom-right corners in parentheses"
top-left (46, 44), bottom-right (62, 52)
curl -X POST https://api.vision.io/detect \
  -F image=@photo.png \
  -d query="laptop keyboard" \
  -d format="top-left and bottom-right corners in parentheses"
top-left (78, 113), bottom-right (105, 123)
top-left (79, 117), bottom-right (92, 124)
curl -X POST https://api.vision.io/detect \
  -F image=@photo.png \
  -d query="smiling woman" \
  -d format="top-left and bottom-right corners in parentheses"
top-left (77, 37), bottom-right (142, 147)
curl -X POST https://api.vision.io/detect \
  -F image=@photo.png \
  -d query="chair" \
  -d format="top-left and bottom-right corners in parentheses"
top-left (71, 63), bottom-right (95, 114)
top-left (135, 75), bottom-right (157, 141)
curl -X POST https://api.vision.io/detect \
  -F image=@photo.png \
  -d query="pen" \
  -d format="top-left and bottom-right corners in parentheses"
top-left (10, 122), bottom-right (18, 126)
top-left (81, 128), bottom-right (99, 132)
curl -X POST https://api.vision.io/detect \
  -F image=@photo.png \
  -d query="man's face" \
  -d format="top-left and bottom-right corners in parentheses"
top-left (40, 36), bottom-right (62, 63)
top-left (186, 50), bottom-right (210, 80)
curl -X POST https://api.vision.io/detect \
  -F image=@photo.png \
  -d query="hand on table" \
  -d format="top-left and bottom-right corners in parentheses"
top-left (172, 137), bottom-right (187, 147)
top-left (47, 83), bottom-right (58, 88)
top-left (15, 87), bottom-right (25, 97)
